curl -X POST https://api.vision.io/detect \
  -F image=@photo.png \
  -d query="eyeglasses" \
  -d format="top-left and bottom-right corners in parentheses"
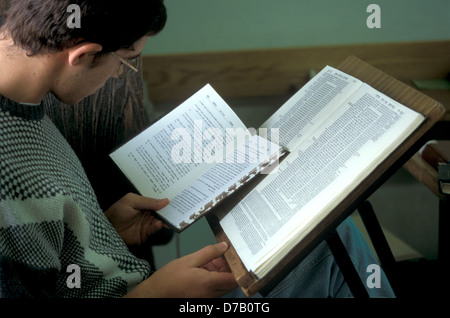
top-left (111, 52), bottom-right (141, 79)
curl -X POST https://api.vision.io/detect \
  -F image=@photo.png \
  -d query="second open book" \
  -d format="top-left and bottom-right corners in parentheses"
top-left (110, 62), bottom-right (425, 283)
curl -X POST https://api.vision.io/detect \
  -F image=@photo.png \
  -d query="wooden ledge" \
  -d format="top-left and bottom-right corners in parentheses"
top-left (143, 41), bottom-right (450, 121)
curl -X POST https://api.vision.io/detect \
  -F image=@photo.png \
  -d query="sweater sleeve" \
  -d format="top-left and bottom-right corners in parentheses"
top-left (1, 102), bottom-right (151, 298)
top-left (0, 198), bottom-right (65, 298)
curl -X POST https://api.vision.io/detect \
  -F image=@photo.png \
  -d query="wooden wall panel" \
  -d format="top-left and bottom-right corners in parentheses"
top-left (143, 41), bottom-right (450, 120)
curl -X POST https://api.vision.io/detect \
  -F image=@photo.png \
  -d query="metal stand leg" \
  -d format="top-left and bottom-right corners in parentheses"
top-left (438, 196), bottom-right (449, 264)
top-left (326, 230), bottom-right (369, 298)
top-left (357, 201), bottom-right (398, 291)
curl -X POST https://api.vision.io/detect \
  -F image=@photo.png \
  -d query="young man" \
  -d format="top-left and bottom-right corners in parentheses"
top-left (0, 0), bottom-right (394, 298)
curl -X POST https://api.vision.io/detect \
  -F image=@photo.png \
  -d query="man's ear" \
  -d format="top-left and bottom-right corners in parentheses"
top-left (67, 43), bottom-right (103, 67)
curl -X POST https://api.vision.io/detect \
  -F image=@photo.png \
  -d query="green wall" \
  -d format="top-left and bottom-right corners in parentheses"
top-left (143, 0), bottom-right (450, 55)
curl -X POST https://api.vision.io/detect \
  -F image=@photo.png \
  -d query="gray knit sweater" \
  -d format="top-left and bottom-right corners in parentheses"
top-left (0, 94), bottom-right (151, 297)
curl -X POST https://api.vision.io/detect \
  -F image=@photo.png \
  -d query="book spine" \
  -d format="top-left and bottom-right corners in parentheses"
top-left (196, 148), bottom-right (287, 218)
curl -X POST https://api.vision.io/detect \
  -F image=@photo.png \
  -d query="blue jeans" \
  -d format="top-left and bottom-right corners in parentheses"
top-left (225, 217), bottom-right (395, 298)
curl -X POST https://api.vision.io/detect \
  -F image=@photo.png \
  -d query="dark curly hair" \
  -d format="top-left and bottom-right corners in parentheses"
top-left (0, 0), bottom-right (166, 55)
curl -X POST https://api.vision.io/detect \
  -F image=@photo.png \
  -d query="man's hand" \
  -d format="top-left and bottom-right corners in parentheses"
top-left (125, 242), bottom-right (238, 298)
top-left (104, 193), bottom-right (169, 246)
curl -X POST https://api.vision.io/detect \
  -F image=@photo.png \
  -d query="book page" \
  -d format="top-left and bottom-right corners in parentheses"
top-left (110, 84), bottom-right (247, 199)
top-left (260, 66), bottom-right (362, 150)
top-left (218, 81), bottom-right (425, 277)
top-left (157, 135), bottom-right (284, 231)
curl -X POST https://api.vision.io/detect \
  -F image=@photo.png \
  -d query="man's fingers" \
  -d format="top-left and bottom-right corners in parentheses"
top-left (123, 193), bottom-right (169, 211)
top-left (186, 242), bottom-right (229, 268)
top-left (146, 217), bottom-right (164, 236)
top-left (208, 271), bottom-right (239, 296)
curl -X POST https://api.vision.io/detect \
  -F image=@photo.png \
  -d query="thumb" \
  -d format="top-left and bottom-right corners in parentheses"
top-left (187, 242), bottom-right (229, 267)
top-left (125, 193), bottom-right (169, 211)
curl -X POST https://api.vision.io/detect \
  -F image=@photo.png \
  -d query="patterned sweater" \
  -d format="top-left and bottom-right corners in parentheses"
top-left (0, 94), bottom-right (152, 297)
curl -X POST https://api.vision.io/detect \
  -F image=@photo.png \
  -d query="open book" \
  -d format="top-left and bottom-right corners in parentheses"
top-left (111, 56), bottom-right (444, 296)
top-left (208, 56), bottom-right (446, 296)
top-left (213, 65), bottom-right (426, 282)
top-left (111, 63), bottom-right (424, 234)
top-left (110, 84), bottom-right (286, 232)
